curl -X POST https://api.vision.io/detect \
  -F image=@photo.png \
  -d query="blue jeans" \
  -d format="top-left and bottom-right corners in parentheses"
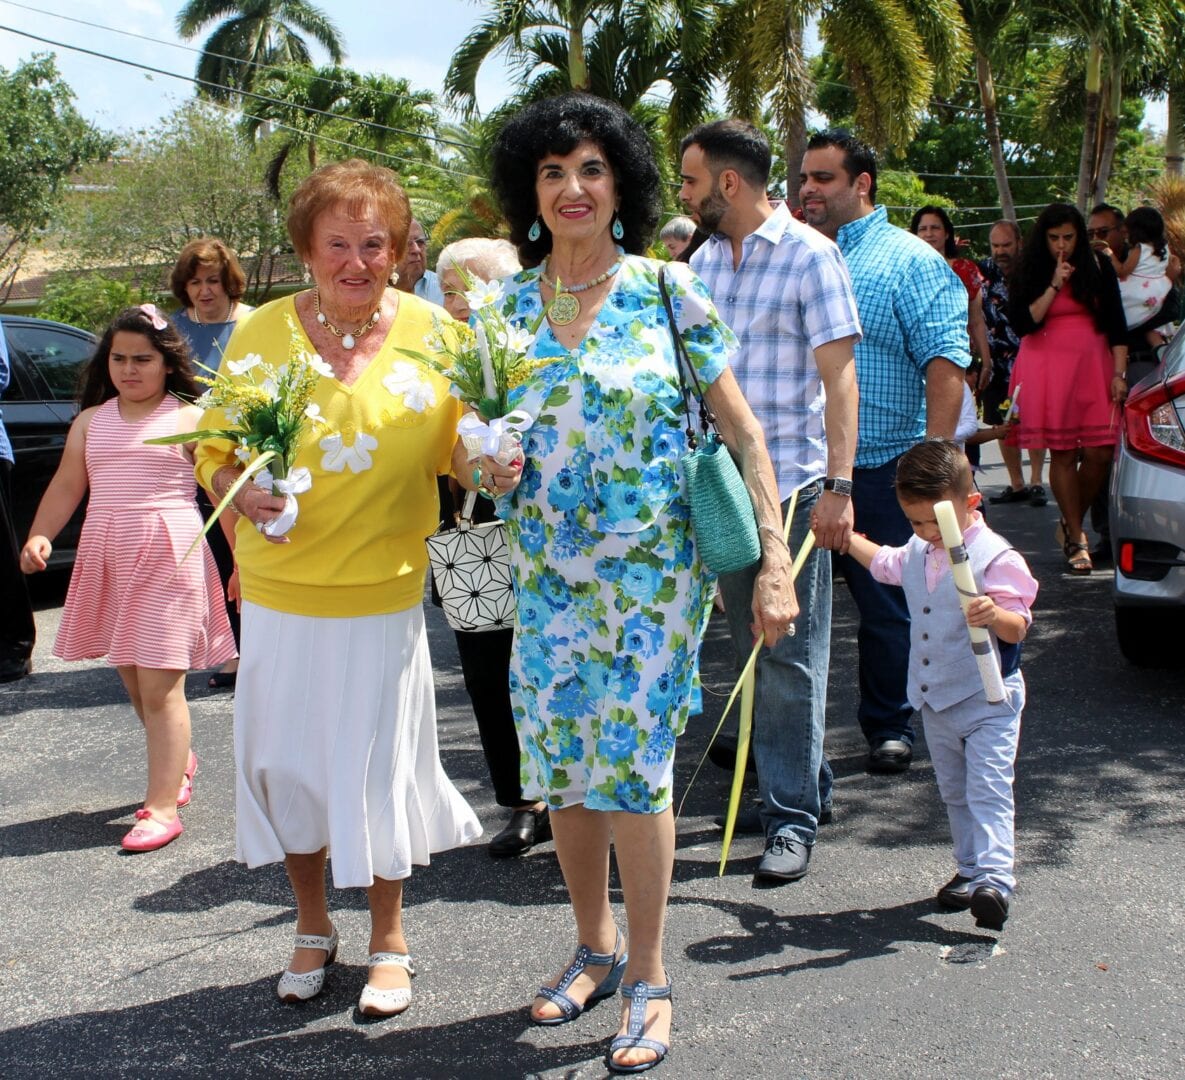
top-left (838, 456), bottom-right (915, 746)
top-left (719, 484), bottom-right (832, 845)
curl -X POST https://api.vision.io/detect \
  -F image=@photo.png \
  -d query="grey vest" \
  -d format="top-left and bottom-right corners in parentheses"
top-left (902, 528), bottom-right (1019, 711)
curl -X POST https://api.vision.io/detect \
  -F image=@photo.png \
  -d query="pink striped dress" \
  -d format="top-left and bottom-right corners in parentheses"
top-left (54, 395), bottom-right (237, 670)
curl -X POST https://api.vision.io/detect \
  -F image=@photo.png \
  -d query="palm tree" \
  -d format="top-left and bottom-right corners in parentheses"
top-left (958, 0), bottom-right (1019, 221)
top-left (708, 0), bottom-right (969, 205)
top-left (241, 65), bottom-right (437, 197)
top-left (443, 1), bottom-right (714, 139)
top-left (176, 0), bottom-right (346, 102)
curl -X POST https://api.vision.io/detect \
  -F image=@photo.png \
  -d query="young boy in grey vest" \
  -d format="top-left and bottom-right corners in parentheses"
top-left (846, 439), bottom-right (1037, 930)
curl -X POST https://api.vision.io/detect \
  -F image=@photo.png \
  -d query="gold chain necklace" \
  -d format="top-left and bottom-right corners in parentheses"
top-left (540, 255), bottom-right (624, 326)
top-left (313, 289), bottom-right (381, 349)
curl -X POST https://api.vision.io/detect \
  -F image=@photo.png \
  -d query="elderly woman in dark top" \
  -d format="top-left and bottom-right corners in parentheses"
top-left (1007, 202), bottom-right (1128, 574)
top-left (460, 92), bottom-right (794, 1074)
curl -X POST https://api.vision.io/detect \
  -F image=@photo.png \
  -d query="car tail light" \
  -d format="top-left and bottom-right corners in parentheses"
top-left (1123, 371), bottom-right (1185, 468)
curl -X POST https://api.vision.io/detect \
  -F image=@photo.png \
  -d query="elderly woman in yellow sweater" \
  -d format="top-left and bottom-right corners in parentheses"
top-left (194, 159), bottom-right (480, 1018)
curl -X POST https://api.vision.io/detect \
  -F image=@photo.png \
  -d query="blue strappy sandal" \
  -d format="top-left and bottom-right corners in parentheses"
top-left (606, 977), bottom-right (672, 1074)
top-left (531, 929), bottom-right (628, 1026)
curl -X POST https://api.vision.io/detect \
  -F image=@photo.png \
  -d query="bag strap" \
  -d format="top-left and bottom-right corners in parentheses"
top-left (658, 264), bottom-right (714, 449)
top-left (457, 488), bottom-right (478, 532)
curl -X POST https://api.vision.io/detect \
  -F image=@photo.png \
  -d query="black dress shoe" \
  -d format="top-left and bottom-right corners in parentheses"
top-left (707, 733), bottom-right (756, 774)
top-left (866, 738), bottom-right (912, 774)
top-left (0, 658), bottom-right (32, 684)
top-left (1027, 484), bottom-right (1048, 507)
top-left (488, 807), bottom-right (552, 858)
top-left (753, 834), bottom-right (811, 884)
top-left (970, 885), bottom-right (1009, 931)
top-left (988, 485), bottom-right (1030, 505)
top-left (935, 874), bottom-right (974, 910)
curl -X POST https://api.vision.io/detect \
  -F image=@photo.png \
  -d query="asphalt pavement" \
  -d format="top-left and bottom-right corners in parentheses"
top-left (2, 448), bottom-right (1183, 1079)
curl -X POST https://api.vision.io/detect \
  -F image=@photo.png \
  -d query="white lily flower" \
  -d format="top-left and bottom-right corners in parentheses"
top-left (304, 402), bottom-right (327, 426)
top-left (233, 446), bottom-right (252, 464)
top-left (464, 278), bottom-right (504, 311)
top-left (226, 353), bottom-right (263, 376)
top-left (307, 353), bottom-right (334, 378)
top-left (502, 324), bottom-right (535, 353)
top-left (261, 377), bottom-right (280, 400)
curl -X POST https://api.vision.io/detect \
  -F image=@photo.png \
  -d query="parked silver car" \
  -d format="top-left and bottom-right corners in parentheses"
top-left (1110, 334), bottom-right (1185, 667)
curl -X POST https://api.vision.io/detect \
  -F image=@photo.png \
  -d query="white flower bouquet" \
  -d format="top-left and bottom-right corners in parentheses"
top-left (147, 314), bottom-right (331, 540)
top-left (398, 271), bottom-right (546, 464)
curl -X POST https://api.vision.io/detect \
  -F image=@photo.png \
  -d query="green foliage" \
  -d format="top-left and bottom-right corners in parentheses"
top-left (0, 54), bottom-right (113, 295)
top-left (37, 274), bottom-right (165, 335)
top-left (58, 102), bottom-right (292, 300)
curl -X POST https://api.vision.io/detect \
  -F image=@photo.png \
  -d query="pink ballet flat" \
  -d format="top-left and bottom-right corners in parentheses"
top-left (121, 809), bottom-right (183, 853)
top-left (177, 751), bottom-right (198, 807)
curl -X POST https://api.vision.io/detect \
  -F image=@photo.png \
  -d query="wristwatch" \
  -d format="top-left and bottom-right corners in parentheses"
top-left (823, 477), bottom-right (853, 497)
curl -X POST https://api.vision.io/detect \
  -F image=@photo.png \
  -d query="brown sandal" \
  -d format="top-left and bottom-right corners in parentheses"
top-left (1065, 541), bottom-right (1093, 574)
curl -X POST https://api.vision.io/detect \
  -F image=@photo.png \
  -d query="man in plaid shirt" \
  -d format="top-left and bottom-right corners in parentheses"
top-left (680, 119), bottom-right (860, 884)
top-left (800, 129), bottom-right (971, 775)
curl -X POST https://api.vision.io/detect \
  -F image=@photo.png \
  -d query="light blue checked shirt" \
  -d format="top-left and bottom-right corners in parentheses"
top-left (691, 203), bottom-right (862, 498)
top-left (836, 206), bottom-right (971, 468)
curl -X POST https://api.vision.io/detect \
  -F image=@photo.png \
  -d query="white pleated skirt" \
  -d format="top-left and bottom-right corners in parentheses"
top-left (234, 601), bottom-right (482, 888)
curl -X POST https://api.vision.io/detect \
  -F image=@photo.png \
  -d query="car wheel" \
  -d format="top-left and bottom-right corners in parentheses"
top-left (1115, 606), bottom-right (1179, 668)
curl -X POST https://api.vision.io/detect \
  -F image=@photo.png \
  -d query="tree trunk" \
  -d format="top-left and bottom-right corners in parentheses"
top-left (1094, 76), bottom-right (1123, 205)
top-left (784, 112), bottom-right (807, 208)
top-left (976, 50), bottom-right (1015, 222)
top-left (1076, 42), bottom-right (1104, 212)
top-left (568, 17), bottom-right (589, 90)
top-left (782, 23), bottom-right (807, 208)
top-left (1167, 90), bottom-right (1184, 176)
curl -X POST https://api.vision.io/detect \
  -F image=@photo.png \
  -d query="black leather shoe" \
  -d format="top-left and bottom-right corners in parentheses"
top-left (753, 834), bottom-right (811, 884)
top-left (935, 874), bottom-right (974, 910)
top-left (707, 733), bottom-right (756, 774)
top-left (488, 807), bottom-right (552, 858)
top-left (988, 485), bottom-right (1030, 505)
top-left (0, 658), bottom-right (31, 684)
top-left (970, 885), bottom-right (1009, 931)
top-left (867, 738), bottom-right (912, 774)
top-left (1027, 484), bottom-right (1048, 507)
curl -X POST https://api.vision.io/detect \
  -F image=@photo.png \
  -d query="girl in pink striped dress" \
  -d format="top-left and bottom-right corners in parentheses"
top-left (20, 306), bottom-right (236, 853)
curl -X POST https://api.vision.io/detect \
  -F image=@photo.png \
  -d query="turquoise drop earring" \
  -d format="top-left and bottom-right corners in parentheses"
top-left (611, 215), bottom-right (624, 241)
top-left (528, 218), bottom-right (542, 242)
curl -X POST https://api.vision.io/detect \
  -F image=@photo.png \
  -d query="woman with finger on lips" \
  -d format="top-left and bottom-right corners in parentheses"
top-left (457, 93), bottom-right (794, 1074)
top-left (193, 159), bottom-right (480, 1018)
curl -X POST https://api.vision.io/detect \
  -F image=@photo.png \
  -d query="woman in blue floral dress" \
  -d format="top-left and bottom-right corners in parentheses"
top-left (459, 94), bottom-right (796, 1074)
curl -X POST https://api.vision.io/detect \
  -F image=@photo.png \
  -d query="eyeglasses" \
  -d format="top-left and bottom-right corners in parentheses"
top-left (1086, 227), bottom-right (1115, 240)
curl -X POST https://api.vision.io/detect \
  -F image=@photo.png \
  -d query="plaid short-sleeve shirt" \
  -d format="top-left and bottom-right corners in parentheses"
top-left (691, 204), bottom-right (862, 498)
top-left (836, 207), bottom-right (972, 468)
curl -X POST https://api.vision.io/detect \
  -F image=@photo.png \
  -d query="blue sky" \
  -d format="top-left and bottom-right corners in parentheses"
top-left (0, 0), bottom-right (519, 132)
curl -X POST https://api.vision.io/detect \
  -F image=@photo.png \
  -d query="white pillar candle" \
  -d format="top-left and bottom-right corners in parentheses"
top-left (933, 499), bottom-right (1007, 703)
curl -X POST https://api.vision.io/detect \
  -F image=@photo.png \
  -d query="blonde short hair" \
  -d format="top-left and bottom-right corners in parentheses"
top-left (287, 159), bottom-right (411, 262)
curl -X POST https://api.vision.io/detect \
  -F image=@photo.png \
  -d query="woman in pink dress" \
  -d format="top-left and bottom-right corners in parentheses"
top-left (20, 305), bottom-right (236, 851)
top-left (1007, 203), bottom-right (1129, 574)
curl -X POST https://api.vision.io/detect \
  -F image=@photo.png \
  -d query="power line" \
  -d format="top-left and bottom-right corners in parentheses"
top-left (0, 18), bottom-right (477, 153)
top-left (0, 0), bottom-right (447, 116)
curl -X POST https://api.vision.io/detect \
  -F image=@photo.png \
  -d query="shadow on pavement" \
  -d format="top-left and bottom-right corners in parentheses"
top-left (0, 803), bottom-right (141, 857)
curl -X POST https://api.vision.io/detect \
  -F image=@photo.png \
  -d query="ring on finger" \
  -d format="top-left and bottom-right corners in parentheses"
top-left (256, 520), bottom-right (266, 533)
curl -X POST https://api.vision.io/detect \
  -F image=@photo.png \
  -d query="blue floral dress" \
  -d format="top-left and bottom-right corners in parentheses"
top-left (497, 255), bottom-right (738, 813)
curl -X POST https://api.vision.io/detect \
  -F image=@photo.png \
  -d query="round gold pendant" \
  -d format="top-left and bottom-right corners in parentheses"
top-left (548, 291), bottom-right (581, 326)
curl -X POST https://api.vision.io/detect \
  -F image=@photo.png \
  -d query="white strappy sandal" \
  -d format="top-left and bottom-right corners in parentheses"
top-left (276, 926), bottom-right (339, 1003)
top-left (358, 952), bottom-right (416, 1017)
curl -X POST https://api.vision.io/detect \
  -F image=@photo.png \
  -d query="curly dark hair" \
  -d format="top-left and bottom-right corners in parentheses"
top-left (490, 93), bottom-right (661, 267)
top-left (79, 305), bottom-right (200, 409)
top-left (1010, 202), bottom-right (1110, 327)
top-left (1124, 206), bottom-right (1168, 260)
top-left (910, 205), bottom-right (957, 258)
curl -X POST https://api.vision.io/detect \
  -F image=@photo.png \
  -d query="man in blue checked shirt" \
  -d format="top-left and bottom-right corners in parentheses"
top-left (800, 129), bottom-right (971, 775)
top-left (681, 119), bottom-right (861, 885)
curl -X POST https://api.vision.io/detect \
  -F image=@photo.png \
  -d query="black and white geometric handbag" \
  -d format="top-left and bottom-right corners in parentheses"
top-left (426, 490), bottom-right (516, 633)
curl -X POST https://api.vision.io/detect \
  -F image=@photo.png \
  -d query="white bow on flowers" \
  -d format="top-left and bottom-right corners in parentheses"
top-left (253, 467), bottom-right (313, 537)
top-left (457, 410), bottom-right (534, 463)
